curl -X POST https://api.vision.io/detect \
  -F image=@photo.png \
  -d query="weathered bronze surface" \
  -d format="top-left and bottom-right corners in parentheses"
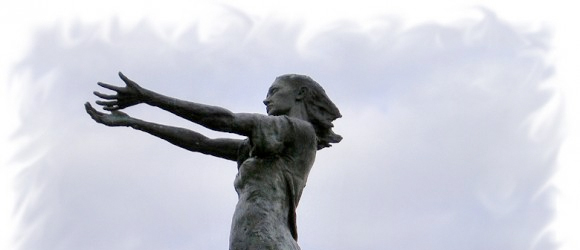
top-left (85, 72), bottom-right (341, 250)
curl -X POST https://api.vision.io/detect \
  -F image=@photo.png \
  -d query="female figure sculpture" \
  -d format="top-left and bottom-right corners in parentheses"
top-left (85, 72), bottom-right (341, 250)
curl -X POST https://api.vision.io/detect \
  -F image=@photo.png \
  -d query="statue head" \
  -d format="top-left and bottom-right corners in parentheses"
top-left (267, 74), bottom-right (342, 149)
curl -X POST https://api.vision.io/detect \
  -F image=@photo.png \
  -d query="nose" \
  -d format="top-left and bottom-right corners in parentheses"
top-left (263, 98), bottom-right (270, 106)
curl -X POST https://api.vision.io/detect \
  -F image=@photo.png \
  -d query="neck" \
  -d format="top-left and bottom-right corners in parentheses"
top-left (287, 102), bottom-right (308, 121)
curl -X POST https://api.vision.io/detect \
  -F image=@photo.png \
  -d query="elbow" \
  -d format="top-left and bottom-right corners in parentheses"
top-left (200, 112), bottom-right (238, 133)
top-left (184, 136), bottom-right (209, 152)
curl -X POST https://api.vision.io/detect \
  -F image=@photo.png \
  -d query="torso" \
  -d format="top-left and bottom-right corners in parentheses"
top-left (229, 116), bottom-right (316, 250)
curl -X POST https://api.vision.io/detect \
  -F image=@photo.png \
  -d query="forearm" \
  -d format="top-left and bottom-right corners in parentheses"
top-left (129, 117), bottom-right (240, 161)
top-left (140, 89), bottom-right (252, 135)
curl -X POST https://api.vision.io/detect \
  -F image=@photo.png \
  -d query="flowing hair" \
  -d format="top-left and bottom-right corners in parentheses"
top-left (275, 74), bottom-right (342, 149)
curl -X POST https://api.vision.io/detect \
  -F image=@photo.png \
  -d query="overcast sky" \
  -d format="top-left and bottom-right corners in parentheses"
top-left (1, 1), bottom-right (578, 250)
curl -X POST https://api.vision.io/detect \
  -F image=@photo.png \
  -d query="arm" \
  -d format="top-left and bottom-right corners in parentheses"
top-left (85, 103), bottom-right (242, 161)
top-left (94, 72), bottom-right (258, 137)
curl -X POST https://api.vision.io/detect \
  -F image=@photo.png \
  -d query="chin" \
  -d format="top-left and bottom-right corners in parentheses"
top-left (266, 108), bottom-right (287, 116)
top-left (267, 109), bottom-right (278, 116)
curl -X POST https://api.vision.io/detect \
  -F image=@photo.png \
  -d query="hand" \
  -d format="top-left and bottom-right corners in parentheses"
top-left (85, 102), bottom-right (132, 127)
top-left (94, 72), bottom-right (145, 111)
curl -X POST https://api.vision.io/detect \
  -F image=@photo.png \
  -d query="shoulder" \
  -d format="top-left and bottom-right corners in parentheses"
top-left (249, 115), bottom-right (315, 153)
top-left (284, 116), bottom-right (315, 134)
top-left (236, 113), bottom-right (313, 132)
top-left (261, 115), bottom-right (314, 134)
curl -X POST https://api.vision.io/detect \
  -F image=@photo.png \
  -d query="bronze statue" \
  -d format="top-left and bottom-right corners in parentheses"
top-left (85, 72), bottom-right (342, 250)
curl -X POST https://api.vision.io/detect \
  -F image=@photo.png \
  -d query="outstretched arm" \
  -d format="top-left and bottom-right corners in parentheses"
top-left (94, 72), bottom-right (258, 137)
top-left (85, 103), bottom-right (242, 161)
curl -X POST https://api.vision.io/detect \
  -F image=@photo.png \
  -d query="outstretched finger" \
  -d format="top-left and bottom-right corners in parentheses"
top-left (97, 82), bottom-right (124, 92)
top-left (85, 102), bottom-right (97, 113)
top-left (94, 91), bottom-right (117, 100)
top-left (118, 72), bottom-right (137, 87)
top-left (85, 102), bottom-right (104, 119)
top-left (96, 100), bottom-right (118, 106)
top-left (102, 105), bottom-right (120, 111)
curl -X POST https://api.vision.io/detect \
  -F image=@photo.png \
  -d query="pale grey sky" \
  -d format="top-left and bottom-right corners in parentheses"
top-left (1, 1), bottom-right (578, 250)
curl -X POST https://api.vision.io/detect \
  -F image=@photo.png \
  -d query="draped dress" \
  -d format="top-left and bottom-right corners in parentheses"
top-left (230, 115), bottom-right (317, 250)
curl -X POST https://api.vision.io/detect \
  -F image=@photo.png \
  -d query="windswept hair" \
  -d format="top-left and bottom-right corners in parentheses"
top-left (276, 74), bottom-right (342, 149)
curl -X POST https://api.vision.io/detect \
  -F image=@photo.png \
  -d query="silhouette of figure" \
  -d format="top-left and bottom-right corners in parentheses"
top-left (85, 72), bottom-right (341, 250)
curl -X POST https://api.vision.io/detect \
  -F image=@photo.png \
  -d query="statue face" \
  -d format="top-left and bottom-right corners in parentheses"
top-left (264, 80), bottom-right (297, 116)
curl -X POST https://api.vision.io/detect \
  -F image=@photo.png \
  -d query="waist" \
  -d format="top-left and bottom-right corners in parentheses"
top-left (230, 194), bottom-right (295, 247)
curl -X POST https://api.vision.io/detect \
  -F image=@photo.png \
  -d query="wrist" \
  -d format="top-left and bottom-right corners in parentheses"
top-left (139, 87), bottom-right (154, 104)
top-left (128, 117), bottom-right (143, 129)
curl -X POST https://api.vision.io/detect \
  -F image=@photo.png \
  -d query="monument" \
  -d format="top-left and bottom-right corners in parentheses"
top-left (85, 72), bottom-right (342, 250)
